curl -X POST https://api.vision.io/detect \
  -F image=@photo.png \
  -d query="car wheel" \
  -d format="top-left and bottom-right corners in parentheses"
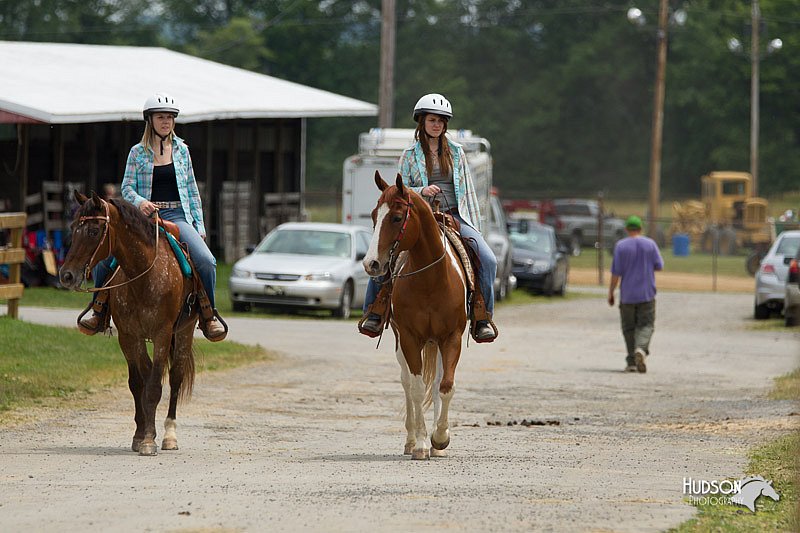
top-left (569, 234), bottom-right (581, 257)
top-left (555, 272), bottom-right (567, 296)
top-left (232, 301), bottom-right (250, 312)
top-left (333, 280), bottom-right (353, 319)
top-left (543, 274), bottom-right (554, 296)
top-left (754, 300), bottom-right (770, 320)
top-left (745, 252), bottom-right (763, 277)
top-left (786, 306), bottom-right (799, 327)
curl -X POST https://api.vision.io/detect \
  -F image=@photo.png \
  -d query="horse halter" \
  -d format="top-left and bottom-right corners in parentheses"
top-left (77, 199), bottom-right (113, 283)
top-left (75, 199), bottom-right (162, 293)
top-left (385, 194), bottom-right (447, 280)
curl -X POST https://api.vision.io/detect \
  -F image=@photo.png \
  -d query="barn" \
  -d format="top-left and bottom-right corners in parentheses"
top-left (0, 41), bottom-right (377, 262)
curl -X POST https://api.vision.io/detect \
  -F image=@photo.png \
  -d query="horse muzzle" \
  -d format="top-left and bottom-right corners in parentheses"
top-left (363, 259), bottom-right (387, 278)
top-left (58, 267), bottom-right (85, 290)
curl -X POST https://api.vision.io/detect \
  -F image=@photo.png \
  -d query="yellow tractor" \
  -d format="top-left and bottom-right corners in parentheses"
top-left (670, 171), bottom-right (773, 274)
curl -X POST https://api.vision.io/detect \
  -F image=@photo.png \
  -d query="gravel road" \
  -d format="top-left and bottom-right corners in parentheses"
top-left (1, 290), bottom-right (797, 532)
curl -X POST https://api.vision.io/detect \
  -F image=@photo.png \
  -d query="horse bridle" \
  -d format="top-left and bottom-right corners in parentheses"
top-left (386, 194), bottom-right (447, 281)
top-left (75, 199), bottom-right (161, 292)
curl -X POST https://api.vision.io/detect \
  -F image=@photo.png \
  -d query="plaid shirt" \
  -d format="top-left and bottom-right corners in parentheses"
top-left (398, 139), bottom-right (483, 233)
top-left (121, 135), bottom-right (206, 237)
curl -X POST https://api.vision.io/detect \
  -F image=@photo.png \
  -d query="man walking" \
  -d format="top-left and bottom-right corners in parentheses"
top-left (607, 215), bottom-right (664, 373)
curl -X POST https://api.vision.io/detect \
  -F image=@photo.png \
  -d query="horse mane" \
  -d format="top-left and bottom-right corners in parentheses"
top-left (107, 198), bottom-right (157, 245)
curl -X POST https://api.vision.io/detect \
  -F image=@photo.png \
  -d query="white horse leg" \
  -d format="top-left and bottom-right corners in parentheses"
top-left (431, 387), bottom-right (454, 456)
top-left (430, 349), bottom-right (447, 457)
top-left (161, 417), bottom-right (178, 450)
top-left (396, 347), bottom-right (416, 455)
top-left (409, 373), bottom-right (429, 460)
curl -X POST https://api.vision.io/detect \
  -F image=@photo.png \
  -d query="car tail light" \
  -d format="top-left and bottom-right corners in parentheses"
top-left (789, 259), bottom-right (799, 283)
top-left (760, 263), bottom-right (775, 274)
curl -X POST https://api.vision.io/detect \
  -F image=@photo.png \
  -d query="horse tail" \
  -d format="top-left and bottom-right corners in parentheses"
top-left (421, 340), bottom-right (438, 411)
top-left (166, 332), bottom-right (196, 402)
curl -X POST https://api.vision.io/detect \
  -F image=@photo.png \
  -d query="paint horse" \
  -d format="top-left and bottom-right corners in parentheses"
top-left (363, 172), bottom-right (469, 460)
top-left (59, 192), bottom-right (197, 456)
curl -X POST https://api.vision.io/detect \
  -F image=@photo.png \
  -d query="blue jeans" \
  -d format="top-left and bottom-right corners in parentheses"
top-left (93, 207), bottom-right (217, 307)
top-left (363, 213), bottom-right (496, 315)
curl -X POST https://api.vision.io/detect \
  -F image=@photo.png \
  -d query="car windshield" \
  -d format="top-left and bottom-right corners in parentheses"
top-left (510, 228), bottom-right (552, 253)
top-left (776, 236), bottom-right (800, 257)
top-left (256, 229), bottom-right (352, 258)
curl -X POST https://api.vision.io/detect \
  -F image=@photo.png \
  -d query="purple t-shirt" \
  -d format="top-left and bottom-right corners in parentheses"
top-left (611, 236), bottom-right (664, 304)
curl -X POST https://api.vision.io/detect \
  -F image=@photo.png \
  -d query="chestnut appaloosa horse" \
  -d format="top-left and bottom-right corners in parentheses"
top-left (59, 192), bottom-right (197, 456)
top-left (363, 172), bottom-right (469, 460)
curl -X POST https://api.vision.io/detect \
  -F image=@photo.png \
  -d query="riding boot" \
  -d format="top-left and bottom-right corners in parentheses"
top-left (197, 290), bottom-right (228, 342)
top-left (470, 289), bottom-right (498, 343)
top-left (358, 282), bottom-right (392, 337)
top-left (78, 291), bottom-right (111, 335)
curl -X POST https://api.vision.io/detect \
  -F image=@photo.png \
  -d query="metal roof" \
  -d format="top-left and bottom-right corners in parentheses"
top-left (0, 41), bottom-right (378, 124)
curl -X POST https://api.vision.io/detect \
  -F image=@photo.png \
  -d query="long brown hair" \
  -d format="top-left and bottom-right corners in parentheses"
top-left (415, 115), bottom-right (453, 179)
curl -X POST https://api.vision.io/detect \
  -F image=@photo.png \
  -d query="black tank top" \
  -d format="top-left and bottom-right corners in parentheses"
top-left (151, 162), bottom-right (180, 202)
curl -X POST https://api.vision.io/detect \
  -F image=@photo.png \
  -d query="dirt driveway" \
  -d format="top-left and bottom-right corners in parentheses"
top-left (1, 291), bottom-right (797, 532)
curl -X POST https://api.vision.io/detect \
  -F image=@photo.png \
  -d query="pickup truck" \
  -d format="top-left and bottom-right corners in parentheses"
top-left (544, 199), bottom-right (627, 256)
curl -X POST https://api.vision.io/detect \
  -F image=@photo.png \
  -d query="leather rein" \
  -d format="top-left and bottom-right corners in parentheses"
top-left (76, 199), bottom-right (161, 293)
top-left (387, 195), bottom-right (448, 281)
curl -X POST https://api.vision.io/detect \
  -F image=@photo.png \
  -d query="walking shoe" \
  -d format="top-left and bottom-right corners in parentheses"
top-left (78, 311), bottom-right (104, 335)
top-left (202, 316), bottom-right (227, 342)
top-left (360, 313), bottom-right (383, 335)
top-left (474, 320), bottom-right (497, 342)
top-left (624, 364), bottom-right (638, 373)
top-left (634, 348), bottom-right (647, 373)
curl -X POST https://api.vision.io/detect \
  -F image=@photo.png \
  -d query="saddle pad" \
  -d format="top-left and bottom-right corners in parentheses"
top-left (442, 226), bottom-right (476, 292)
top-left (159, 226), bottom-right (193, 278)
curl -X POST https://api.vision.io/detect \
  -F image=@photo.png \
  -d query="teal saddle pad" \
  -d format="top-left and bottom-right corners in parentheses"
top-left (107, 227), bottom-right (193, 278)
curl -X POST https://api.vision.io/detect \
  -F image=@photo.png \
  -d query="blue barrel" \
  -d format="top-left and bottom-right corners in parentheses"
top-left (672, 233), bottom-right (690, 256)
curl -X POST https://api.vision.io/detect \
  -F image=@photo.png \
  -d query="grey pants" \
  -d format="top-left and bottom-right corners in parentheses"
top-left (619, 300), bottom-right (656, 365)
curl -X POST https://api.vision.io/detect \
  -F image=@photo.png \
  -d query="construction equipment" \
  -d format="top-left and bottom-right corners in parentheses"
top-left (670, 171), bottom-right (775, 274)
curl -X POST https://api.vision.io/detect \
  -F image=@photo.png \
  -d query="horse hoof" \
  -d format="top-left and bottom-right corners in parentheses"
top-left (430, 436), bottom-right (450, 451)
top-left (131, 438), bottom-right (143, 452)
top-left (411, 448), bottom-right (430, 460)
top-left (161, 438), bottom-right (178, 451)
top-left (431, 448), bottom-right (447, 458)
top-left (138, 442), bottom-right (158, 456)
top-left (403, 443), bottom-right (414, 455)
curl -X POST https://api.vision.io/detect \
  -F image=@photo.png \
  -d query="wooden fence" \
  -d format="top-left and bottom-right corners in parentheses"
top-left (0, 213), bottom-right (26, 319)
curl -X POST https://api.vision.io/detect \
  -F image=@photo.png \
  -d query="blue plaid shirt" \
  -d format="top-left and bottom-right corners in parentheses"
top-left (398, 139), bottom-right (483, 233)
top-left (121, 135), bottom-right (206, 237)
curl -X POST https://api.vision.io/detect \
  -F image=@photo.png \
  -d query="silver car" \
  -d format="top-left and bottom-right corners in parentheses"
top-left (754, 230), bottom-right (800, 319)
top-left (783, 251), bottom-right (800, 327)
top-left (229, 222), bottom-right (373, 318)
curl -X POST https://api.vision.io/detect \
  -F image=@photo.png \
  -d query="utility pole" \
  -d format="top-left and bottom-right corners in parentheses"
top-left (750, 0), bottom-right (760, 196)
top-left (647, 0), bottom-right (669, 239)
top-left (378, 0), bottom-right (396, 128)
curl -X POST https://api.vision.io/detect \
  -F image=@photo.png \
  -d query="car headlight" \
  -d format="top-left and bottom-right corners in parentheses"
top-left (530, 260), bottom-right (551, 273)
top-left (231, 267), bottom-right (252, 279)
top-left (304, 272), bottom-right (333, 281)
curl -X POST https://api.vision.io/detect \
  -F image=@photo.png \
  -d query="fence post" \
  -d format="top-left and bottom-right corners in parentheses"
top-left (0, 213), bottom-right (27, 319)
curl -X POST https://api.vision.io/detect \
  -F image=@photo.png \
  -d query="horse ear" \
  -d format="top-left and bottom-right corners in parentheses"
top-left (395, 174), bottom-right (405, 196)
top-left (90, 191), bottom-right (103, 208)
top-left (74, 190), bottom-right (88, 204)
top-left (374, 170), bottom-right (389, 191)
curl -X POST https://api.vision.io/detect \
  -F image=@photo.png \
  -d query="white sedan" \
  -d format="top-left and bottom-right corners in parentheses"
top-left (229, 222), bottom-right (373, 319)
top-left (754, 230), bottom-right (800, 320)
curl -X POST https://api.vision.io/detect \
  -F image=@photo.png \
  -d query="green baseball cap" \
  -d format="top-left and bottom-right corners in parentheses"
top-left (625, 215), bottom-right (642, 230)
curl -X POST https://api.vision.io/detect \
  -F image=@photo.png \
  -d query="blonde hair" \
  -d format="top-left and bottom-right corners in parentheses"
top-left (140, 119), bottom-right (175, 153)
top-left (415, 116), bottom-right (453, 179)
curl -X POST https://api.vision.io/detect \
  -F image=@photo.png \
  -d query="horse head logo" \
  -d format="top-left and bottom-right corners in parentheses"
top-left (730, 476), bottom-right (780, 512)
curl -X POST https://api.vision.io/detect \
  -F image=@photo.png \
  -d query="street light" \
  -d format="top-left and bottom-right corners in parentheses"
top-left (727, 0), bottom-right (781, 197)
top-left (628, 2), bottom-right (686, 239)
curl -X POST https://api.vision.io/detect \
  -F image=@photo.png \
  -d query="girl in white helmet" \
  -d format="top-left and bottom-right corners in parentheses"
top-left (78, 93), bottom-right (226, 342)
top-left (359, 93), bottom-right (498, 342)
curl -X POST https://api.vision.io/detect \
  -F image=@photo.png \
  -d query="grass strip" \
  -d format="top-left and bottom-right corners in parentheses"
top-left (0, 316), bottom-right (272, 415)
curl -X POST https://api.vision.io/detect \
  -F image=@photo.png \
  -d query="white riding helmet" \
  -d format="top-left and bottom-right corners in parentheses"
top-left (143, 93), bottom-right (179, 120)
top-left (413, 93), bottom-right (453, 122)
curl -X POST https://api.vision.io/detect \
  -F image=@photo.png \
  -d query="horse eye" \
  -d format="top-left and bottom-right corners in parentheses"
top-left (392, 215), bottom-right (403, 223)
top-left (88, 227), bottom-right (100, 237)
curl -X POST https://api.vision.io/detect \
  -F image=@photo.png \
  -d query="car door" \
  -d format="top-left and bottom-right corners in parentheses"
top-left (353, 230), bottom-right (372, 306)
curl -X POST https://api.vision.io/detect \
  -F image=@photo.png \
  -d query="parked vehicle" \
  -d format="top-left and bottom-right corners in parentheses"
top-left (508, 220), bottom-right (569, 296)
top-left (783, 248), bottom-right (800, 327)
top-left (754, 230), bottom-right (800, 320)
top-left (229, 222), bottom-right (373, 318)
top-left (543, 198), bottom-right (626, 256)
top-left (341, 127), bottom-right (515, 299)
top-left (486, 189), bottom-right (515, 301)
